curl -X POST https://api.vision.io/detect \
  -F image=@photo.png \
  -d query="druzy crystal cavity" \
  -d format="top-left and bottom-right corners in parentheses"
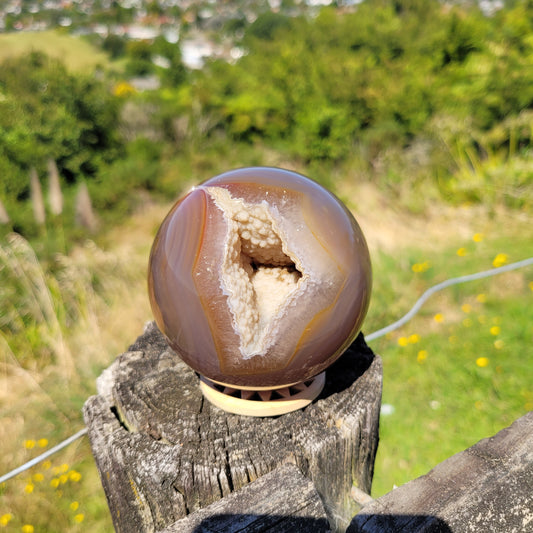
top-left (148, 167), bottom-right (371, 388)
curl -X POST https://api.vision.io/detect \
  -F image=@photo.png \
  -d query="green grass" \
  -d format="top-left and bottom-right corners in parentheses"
top-left (368, 230), bottom-right (533, 496)
top-left (0, 30), bottom-right (109, 72)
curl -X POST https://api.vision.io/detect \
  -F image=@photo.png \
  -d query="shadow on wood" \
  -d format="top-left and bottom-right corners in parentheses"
top-left (191, 515), bottom-right (331, 533)
top-left (348, 514), bottom-right (453, 533)
top-left (83, 322), bottom-right (382, 533)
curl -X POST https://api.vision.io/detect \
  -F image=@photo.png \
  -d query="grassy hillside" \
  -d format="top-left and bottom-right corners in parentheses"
top-left (0, 31), bottom-right (110, 72)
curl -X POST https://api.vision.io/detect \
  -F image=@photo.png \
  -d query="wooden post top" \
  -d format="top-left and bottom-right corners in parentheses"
top-left (83, 322), bottom-right (382, 532)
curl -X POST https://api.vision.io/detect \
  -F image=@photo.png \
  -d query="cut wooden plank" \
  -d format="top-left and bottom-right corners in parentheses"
top-left (348, 411), bottom-right (533, 533)
top-left (160, 463), bottom-right (329, 533)
top-left (83, 321), bottom-right (382, 533)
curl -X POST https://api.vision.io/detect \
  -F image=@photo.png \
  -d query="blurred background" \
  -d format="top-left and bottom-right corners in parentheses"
top-left (0, 0), bottom-right (532, 530)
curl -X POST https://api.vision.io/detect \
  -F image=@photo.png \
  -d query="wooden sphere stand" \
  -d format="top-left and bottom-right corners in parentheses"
top-left (199, 373), bottom-right (326, 417)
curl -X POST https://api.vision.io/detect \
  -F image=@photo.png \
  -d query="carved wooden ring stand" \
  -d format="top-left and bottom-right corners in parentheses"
top-left (199, 372), bottom-right (326, 417)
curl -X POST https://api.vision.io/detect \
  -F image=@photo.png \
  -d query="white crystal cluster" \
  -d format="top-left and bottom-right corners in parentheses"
top-left (206, 186), bottom-right (304, 358)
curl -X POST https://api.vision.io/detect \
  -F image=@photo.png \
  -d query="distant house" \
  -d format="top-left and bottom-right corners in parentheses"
top-left (129, 75), bottom-right (160, 91)
top-left (181, 35), bottom-right (215, 69)
top-left (125, 24), bottom-right (159, 40)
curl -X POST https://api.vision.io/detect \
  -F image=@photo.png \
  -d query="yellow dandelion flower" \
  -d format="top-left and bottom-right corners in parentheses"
top-left (398, 337), bottom-right (409, 347)
top-left (59, 474), bottom-right (69, 485)
top-left (21, 525), bottom-right (34, 533)
top-left (492, 253), bottom-right (509, 268)
top-left (0, 514), bottom-right (13, 526)
top-left (37, 438), bottom-right (48, 448)
top-left (23, 440), bottom-right (35, 450)
top-left (408, 334), bottom-right (420, 344)
top-left (42, 460), bottom-right (52, 470)
top-left (473, 233), bottom-right (484, 242)
top-left (69, 471), bottom-right (82, 483)
top-left (417, 350), bottom-right (428, 363)
top-left (434, 313), bottom-right (444, 323)
top-left (412, 261), bottom-right (431, 273)
top-left (32, 473), bottom-right (44, 483)
top-left (53, 464), bottom-right (68, 476)
top-left (24, 483), bottom-right (34, 494)
top-left (74, 514), bottom-right (85, 524)
top-left (113, 81), bottom-right (136, 97)
top-left (448, 335), bottom-right (458, 344)
top-left (494, 339), bottom-right (504, 349)
top-left (490, 326), bottom-right (501, 336)
top-left (475, 400), bottom-right (483, 410)
top-left (476, 293), bottom-right (487, 303)
top-left (50, 478), bottom-right (60, 489)
top-left (70, 501), bottom-right (79, 511)
top-left (529, 281), bottom-right (533, 292)
top-left (462, 318), bottom-right (473, 328)
top-left (461, 303), bottom-right (472, 313)
top-left (476, 357), bottom-right (489, 368)
top-left (456, 247), bottom-right (467, 257)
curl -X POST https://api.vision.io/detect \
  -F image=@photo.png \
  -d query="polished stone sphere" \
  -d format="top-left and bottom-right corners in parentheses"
top-left (148, 167), bottom-right (372, 388)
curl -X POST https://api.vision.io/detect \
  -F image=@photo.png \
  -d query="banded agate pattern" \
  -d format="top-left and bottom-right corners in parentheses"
top-left (148, 167), bottom-right (371, 388)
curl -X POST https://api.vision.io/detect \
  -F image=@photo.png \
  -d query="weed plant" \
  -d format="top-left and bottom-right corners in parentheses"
top-left (0, 228), bottom-right (154, 531)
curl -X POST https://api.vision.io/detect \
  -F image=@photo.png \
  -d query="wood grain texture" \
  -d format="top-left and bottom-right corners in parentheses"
top-left (161, 463), bottom-right (330, 533)
top-left (348, 411), bottom-right (533, 533)
top-left (83, 322), bottom-right (382, 533)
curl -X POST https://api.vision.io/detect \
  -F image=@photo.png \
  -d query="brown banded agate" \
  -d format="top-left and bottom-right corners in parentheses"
top-left (148, 167), bottom-right (371, 389)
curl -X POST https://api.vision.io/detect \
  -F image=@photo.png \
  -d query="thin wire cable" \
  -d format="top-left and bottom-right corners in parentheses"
top-left (1, 256), bottom-right (532, 484)
top-left (365, 256), bottom-right (533, 342)
top-left (0, 428), bottom-right (88, 484)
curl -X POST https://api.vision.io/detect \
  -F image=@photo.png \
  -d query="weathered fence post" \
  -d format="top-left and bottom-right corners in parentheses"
top-left (348, 411), bottom-right (533, 533)
top-left (83, 321), bottom-right (382, 532)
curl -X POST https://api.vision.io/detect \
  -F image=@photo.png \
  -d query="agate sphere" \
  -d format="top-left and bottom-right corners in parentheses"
top-left (148, 167), bottom-right (371, 389)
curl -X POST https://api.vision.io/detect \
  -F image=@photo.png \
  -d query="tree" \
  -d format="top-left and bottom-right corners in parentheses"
top-left (0, 52), bottom-right (123, 202)
top-left (125, 41), bottom-right (154, 77)
top-left (245, 11), bottom-right (292, 41)
top-left (152, 36), bottom-right (187, 87)
top-left (102, 34), bottom-right (127, 59)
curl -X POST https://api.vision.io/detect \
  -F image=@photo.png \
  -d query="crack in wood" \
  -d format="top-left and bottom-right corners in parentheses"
top-left (110, 405), bottom-right (131, 433)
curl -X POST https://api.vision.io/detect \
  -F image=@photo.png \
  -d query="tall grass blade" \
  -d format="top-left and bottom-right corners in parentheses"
top-left (47, 159), bottom-right (63, 216)
top-left (0, 233), bottom-right (76, 380)
top-left (75, 182), bottom-right (97, 231)
top-left (30, 167), bottom-right (46, 225)
top-left (0, 197), bottom-right (9, 224)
